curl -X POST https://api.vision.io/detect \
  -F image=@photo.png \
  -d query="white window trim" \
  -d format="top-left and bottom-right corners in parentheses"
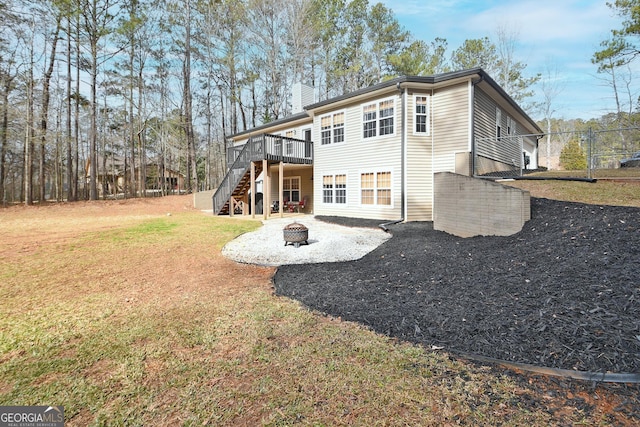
top-left (318, 110), bottom-right (346, 146)
top-left (413, 94), bottom-right (431, 136)
top-left (283, 175), bottom-right (301, 203)
top-left (496, 107), bottom-right (503, 139)
top-left (361, 97), bottom-right (396, 140)
top-left (321, 172), bottom-right (348, 205)
top-left (358, 168), bottom-right (394, 208)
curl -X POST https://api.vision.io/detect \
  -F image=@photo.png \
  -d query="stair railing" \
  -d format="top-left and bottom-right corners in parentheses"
top-left (212, 135), bottom-right (265, 214)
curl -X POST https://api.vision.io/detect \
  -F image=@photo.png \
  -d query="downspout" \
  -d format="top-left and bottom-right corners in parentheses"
top-left (380, 81), bottom-right (406, 232)
top-left (470, 74), bottom-right (484, 177)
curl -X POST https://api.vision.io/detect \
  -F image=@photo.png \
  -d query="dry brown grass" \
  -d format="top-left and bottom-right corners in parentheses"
top-left (0, 194), bottom-right (637, 426)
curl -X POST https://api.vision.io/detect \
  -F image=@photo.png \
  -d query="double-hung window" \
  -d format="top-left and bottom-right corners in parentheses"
top-left (415, 95), bottom-right (429, 134)
top-left (321, 116), bottom-right (331, 145)
top-left (322, 175), bottom-right (333, 203)
top-left (335, 174), bottom-right (346, 203)
top-left (362, 99), bottom-right (394, 138)
top-left (507, 116), bottom-right (515, 136)
top-left (283, 177), bottom-right (300, 203)
top-left (320, 112), bottom-right (345, 145)
top-left (496, 107), bottom-right (502, 138)
top-left (333, 112), bottom-right (344, 143)
top-left (363, 104), bottom-right (377, 138)
top-left (323, 174), bottom-right (347, 204)
top-left (379, 100), bottom-right (394, 135)
top-left (360, 171), bottom-right (391, 206)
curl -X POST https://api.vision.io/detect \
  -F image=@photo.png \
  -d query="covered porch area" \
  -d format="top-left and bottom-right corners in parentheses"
top-left (229, 162), bottom-right (313, 220)
top-left (213, 133), bottom-right (314, 219)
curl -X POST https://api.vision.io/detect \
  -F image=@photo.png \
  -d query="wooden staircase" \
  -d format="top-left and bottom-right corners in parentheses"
top-left (216, 162), bottom-right (263, 215)
top-left (212, 133), bottom-right (313, 215)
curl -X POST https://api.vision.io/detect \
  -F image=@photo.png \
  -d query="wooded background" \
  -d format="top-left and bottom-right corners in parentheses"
top-left (0, 0), bottom-right (637, 204)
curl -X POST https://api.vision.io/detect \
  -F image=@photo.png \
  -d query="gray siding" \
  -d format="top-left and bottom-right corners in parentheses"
top-left (474, 88), bottom-right (524, 168)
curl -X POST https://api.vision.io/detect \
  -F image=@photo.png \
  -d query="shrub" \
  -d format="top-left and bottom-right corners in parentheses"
top-left (559, 139), bottom-right (587, 170)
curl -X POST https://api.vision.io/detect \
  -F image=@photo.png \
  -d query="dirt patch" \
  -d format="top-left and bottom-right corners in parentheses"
top-left (0, 195), bottom-right (274, 311)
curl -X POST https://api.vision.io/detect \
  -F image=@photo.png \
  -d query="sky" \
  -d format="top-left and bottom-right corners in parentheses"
top-left (380, 0), bottom-right (638, 121)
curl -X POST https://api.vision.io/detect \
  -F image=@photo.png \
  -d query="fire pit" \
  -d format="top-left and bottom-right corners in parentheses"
top-left (283, 222), bottom-right (309, 248)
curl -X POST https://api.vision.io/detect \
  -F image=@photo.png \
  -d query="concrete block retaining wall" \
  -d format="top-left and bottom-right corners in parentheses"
top-left (193, 190), bottom-right (215, 211)
top-left (434, 172), bottom-right (530, 238)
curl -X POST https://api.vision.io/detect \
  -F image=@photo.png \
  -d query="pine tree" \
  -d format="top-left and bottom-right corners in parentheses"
top-left (559, 139), bottom-right (587, 170)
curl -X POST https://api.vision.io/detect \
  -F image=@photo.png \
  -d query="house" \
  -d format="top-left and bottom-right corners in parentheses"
top-left (86, 155), bottom-right (185, 197)
top-left (213, 68), bottom-right (543, 222)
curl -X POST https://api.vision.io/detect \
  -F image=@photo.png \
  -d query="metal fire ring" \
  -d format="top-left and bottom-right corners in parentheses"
top-left (283, 222), bottom-right (309, 248)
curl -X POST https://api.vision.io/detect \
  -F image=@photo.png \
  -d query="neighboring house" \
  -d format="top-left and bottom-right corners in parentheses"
top-left (86, 155), bottom-right (185, 197)
top-left (213, 68), bottom-right (543, 222)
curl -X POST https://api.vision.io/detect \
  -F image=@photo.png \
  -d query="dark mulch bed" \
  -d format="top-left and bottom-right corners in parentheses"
top-left (274, 198), bottom-right (640, 375)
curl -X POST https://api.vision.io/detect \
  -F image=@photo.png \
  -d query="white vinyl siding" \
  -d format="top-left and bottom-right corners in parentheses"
top-left (314, 93), bottom-right (402, 220)
top-left (406, 91), bottom-right (434, 221)
top-left (431, 83), bottom-right (470, 175)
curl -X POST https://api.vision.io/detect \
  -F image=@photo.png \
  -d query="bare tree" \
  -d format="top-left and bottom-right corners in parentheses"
top-left (78, 0), bottom-right (121, 200)
top-left (37, 8), bottom-right (62, 201)
top-left (539, 62), bottom-right (564, 169)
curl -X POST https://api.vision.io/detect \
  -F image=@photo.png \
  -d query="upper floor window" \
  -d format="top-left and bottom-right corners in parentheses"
top-left (320, 111), bottom-right (345, 145)
top-left (415, 95), bottom-right (429, 134)
top-left (496, 107), bottom-right (502, 138)
top-left (285, 130), bottom-right (295, 154)
top-left (362, 98), bottom-right (395, 139)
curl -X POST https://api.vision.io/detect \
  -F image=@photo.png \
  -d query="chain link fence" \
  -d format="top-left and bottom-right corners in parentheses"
top-left (475, 127), bottom-right (640, 178)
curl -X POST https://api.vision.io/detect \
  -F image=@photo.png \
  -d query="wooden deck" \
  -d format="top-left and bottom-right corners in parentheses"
top-left (213, 134), bottom-right (313, 216)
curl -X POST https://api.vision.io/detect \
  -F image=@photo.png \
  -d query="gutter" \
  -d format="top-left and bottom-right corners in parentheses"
top-left (470, 75), bottom-right (484, 177)
top-left (379, 218), bottom-right (403, 232)
top-left (379, 82), bottom-right (407, 233)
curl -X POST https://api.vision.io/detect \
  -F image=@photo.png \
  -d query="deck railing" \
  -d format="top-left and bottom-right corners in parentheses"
top-left (213, 134), bottom-right (313, 214)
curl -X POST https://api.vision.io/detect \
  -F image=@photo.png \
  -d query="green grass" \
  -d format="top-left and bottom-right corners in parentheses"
top-left (526, 167), bottom-right (640, 178)
top-left (505, 174), bottom-right (640, 207)
top-left (0, 202), bottom-right (632, 426)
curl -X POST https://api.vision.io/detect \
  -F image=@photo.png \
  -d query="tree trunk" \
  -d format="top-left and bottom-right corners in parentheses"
top-left (66, 15), bottom-right (74, 202)
top-left (74, 15), bottom-right (81, 200)
top-left (89, 34), bottom-right (98, 201)
top-left (183, 0), bottom-right (196, 193)
top-left (0, 78), bottom-right (13, 206)
top-left (39, 16), bottom-right (62, 202)
top-left (25, 33), bottom-right (35, 205)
